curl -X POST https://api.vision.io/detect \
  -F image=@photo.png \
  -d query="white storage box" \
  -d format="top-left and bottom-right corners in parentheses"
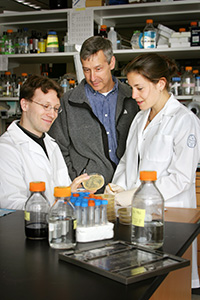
top-left (76, 222), bottom-right (114, 243)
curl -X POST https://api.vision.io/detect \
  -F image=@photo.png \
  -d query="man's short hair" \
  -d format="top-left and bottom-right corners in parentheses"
top-left (80, 36), bottom-right (113, 64)
top-left (20, 74), bottom-right (63, 101)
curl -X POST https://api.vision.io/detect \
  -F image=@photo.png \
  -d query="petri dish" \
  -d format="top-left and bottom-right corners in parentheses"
top-left (82, 174), bottom-right (105, 191)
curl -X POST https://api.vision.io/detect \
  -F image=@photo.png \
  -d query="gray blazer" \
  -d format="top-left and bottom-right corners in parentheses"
top-left (49, 78), bottom-right (139, 192)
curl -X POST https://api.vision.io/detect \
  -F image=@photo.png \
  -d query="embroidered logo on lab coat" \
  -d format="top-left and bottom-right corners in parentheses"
top-left (187, 134), bottom-right (197, 148)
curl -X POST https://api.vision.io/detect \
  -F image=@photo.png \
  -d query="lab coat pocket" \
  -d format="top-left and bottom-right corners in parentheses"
top-left (146, 134), bottom-right (173, 162)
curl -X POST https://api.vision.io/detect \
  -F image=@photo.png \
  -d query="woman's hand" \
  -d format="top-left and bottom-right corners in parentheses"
top-left (70, 173), bottom-right (97, 193)
top-left (104, 183), bottom-right (125, 195)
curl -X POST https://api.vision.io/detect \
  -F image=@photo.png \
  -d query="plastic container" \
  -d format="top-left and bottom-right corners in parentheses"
top-left (21, 73), bottom-right (28, 84)
top-left (3, 71), bottom-right (13, 97)
top-left (4, 29), bottom-right (15, 54)
top-left (0, 31), bottom-right (6, 54)
top-left (64, 32), bottom-right (75, 52)
top-left (195, 76), bottom-right (200, 95)
top-left (12, 75), bottom-right (21, 97)
top-left (99, 194), bottom-right (116, 223)
top-left (88, 200), bottom-right (95, 226)
top-left (46, 30), bottom-right (59, 53)
top-left (131, 171), bottom-right (164, 249)
top-left (30, 30), bottom-right (39, 54)
top-left (48, 186), bottom-right (76, 249)
top-left (22, 27), bottom-right (29, 54)
top-left (170, 77), bottom-right (181, 96)
top-left (118, 207), bottom-right (131, 225)
top-left (181, 66), bottom-right (195, 95)
top-left (94, 199), bottom-right (101, 225)
top-left (101, 199), bottom-right (108, 225)
top-left (108, 27), bottom-right (117, 50)
top-left (59, 75), bottom-right (69, 93)
top-left (38, 38), bottom-right (46, 53)
top-left (81, 201), bottom-right (88, 227)
top-left (190, 21), bottom-right (200, 47)
top-left (99, 25), bottom-right (108, 39)
top-left (131, 30), bottom-right (143, 49)
top-left (143, 19), bottom-right (157, 49)
top-left (24, 181), bottom-right (50, 240)
top-left (69, 79), bottom-right (75, 89)
top-left (15, 29), bottom-right (23, 54)
top-left (75, 199), bottom-right (82, 225)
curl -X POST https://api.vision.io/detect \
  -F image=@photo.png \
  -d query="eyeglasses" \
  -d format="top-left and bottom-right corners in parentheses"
top-left (29, 99), bottom-right (62, 114)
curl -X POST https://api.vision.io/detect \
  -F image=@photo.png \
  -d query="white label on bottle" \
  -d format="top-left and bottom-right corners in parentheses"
top-left (49, 223), bottom-right (54, 231)
top-left (143, 31), bottom-right (156, 49)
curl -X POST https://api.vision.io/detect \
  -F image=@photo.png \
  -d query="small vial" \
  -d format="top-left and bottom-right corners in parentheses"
top-left (101, 199), bottom-right (108, 225)
top-left (95, 200), bottom-right (101, 225)
top-left (72, 193), bottom-right (80, 197)
top-left (70, 196), bottom-right (76, 206)
top-left (170, 77), bottom-right (181, 96)
top-left (195, 76), bottom-right (200, 95)
top-left (88, 200), bottom-right (95, 226)
top-left (81, 200), bottom-right (88, 227)
top-left (75, 199), bottom-right (82, 226)
top-left (79, 192), bottom-right (90, 199)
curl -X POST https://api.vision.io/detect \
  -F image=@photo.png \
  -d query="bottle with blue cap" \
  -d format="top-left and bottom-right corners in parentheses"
top-left (75, 199), bottom-right (82, 225)
top-left (95, 199), bottom-right (101, 225)
top-left (46, 30), bottom-right (59, 53)
top-left (81, 200), bottom-right (88, 227)
top-left (101, 199), bottom-right (108, 225)
top-left (170, 77), bottom-right (181, 96)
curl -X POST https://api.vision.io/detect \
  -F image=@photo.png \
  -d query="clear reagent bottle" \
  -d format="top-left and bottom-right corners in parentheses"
top-left (49, 186), bottom-right (76, 249)
top-left (181, 66), bottom-right (195, 95)
top-left (131, 171), bottom-right (164, 249)
top-left (108, 27), bottom-right (117, 50)
top-left (143, 19), bottom-right (157, 49)
top-left (24, 181), bottom-right (50, 240)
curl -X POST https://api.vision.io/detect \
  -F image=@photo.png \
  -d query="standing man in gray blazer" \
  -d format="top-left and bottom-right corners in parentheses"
top-left (49, 36), bottom-right (139, 192)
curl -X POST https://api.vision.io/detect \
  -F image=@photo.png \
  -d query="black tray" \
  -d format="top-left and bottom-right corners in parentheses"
top-left (59, 240), bottom-right (189, 285)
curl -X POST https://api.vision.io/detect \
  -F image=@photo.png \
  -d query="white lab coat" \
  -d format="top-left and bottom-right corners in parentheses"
top-left (112, 94), bottom-right (200, 288)
top-left (113, 94), bottom-right (200, 208)
top-left (0, 121), bottom-right (71, 210)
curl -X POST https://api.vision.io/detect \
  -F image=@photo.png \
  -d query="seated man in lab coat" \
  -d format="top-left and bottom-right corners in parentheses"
top-left (0, 75), bottom-right (90, 210)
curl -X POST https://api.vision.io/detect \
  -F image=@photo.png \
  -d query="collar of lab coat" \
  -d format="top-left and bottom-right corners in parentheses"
top-left (137, 94), bottom-right (180, 127)
top-left (8, 120), bottom-right (57, 158)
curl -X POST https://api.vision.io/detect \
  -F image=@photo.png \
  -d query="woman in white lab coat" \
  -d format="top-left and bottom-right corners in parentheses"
top-left (110, 53), bottom-right (200, 288)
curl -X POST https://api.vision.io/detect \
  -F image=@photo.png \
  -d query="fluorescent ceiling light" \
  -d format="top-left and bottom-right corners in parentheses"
top-left (14, 0), bottom-right (41, 9)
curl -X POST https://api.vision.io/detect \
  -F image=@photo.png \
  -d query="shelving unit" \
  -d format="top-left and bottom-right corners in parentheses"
top-left (0, 0), bottom-right (199, 67)
top-left (0, 0), bottom-right (200, 135)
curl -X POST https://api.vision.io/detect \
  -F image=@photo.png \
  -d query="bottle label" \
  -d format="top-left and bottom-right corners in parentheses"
top-left (132, 207), bottom-right (145, 227)
top-left (143, 31), bottom-right (156, 49)
top-left (182, 83), bottom-right (195, 87)
top-left (73, 219), bottom-right (77, 230)
top-left (47, 36), bottom-right (59, 48)
top-left (24, 211), bottom-right (30, 221)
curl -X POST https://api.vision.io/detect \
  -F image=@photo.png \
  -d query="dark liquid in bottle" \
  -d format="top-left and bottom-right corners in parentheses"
top-left (25, 222), bottom-right (48, 240)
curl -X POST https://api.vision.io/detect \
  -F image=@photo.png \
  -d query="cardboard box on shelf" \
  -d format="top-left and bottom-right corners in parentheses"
top-left (86, 0), bottom-right (105, 7)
